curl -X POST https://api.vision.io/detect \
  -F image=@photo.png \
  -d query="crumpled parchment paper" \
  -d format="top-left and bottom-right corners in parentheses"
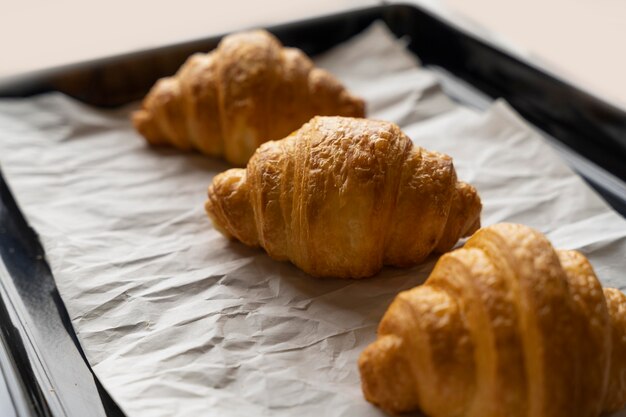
top-left (0, 22), bottom-right (625, 417)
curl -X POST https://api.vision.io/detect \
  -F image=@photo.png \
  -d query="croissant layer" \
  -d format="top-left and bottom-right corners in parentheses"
top-left (133, 30), bottom-right (365, 165)
top-left (206, 116), bottom-right (481, 278)
top-left (359, 223), bottom-right (626, 417)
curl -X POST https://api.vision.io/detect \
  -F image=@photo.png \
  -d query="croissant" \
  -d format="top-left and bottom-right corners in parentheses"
top-left (132, 30), bottom-right (365, 166)
top-left (359, 223), bottom-right (626, 417)
top-left (205, 116), bottom-right (482, 278)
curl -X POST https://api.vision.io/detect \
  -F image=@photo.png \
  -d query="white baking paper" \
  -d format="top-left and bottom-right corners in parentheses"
top-left (0, 23), bottom-right (625, 417)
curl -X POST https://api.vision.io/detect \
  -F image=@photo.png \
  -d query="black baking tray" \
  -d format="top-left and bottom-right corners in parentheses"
top-left (1, 3), bottom-right (625, 416)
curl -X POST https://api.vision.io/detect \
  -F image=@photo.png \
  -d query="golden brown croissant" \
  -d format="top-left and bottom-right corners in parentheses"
top-left (359, 223), bottom-right (626, 417)
top-left (205, 116), bottom-right (482, 278)
top-left (132, 30), bottom-right (365, 166)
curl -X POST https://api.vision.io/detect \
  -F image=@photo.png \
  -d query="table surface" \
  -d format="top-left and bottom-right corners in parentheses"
top-left (2, 0), bottom-right (625, 108)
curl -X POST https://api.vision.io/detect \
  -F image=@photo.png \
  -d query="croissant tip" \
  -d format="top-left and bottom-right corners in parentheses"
top-left (131, 110), bottom-right (148, 133)
top-left (340, 92), bottom-right (366, 118)
top-left (132, 109), bottom-right (167, 146)
top-left (131, 109), bottom-right (145, 125)
top-left (465, 217), bottom-right (481, 238)
top-left (358, 335), bottom-right (417, 414)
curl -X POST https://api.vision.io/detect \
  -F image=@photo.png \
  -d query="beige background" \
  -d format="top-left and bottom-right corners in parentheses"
top-left (2, 0), bottom-right (625, 107)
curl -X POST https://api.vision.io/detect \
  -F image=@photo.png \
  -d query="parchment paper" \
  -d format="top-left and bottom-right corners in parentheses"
top-left (1, 23), bottom-right (625, 417)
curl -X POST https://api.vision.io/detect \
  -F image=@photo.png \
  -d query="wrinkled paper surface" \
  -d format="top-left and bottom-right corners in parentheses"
top-left (1, 23), bottom-right (625, 417)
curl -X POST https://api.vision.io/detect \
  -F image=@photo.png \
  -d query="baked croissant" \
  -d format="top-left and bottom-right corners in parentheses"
top-left (205, 116), bottom-right (482, 278)
top-left (359, 223), bottom-right (626, 417)
top-left (132, 30), bottom-right (365, 166)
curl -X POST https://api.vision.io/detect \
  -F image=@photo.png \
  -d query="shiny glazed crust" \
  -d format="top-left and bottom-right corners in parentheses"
top-left (205, 116), bottom-right (482, 278)
top-left (132, 30), bottom-right (365, 166)
top-left (359, 223), bottom-right (626, 417)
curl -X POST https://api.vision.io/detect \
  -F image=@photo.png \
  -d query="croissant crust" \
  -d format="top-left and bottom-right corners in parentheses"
top-left (133, 30), bottom-right (365, 165)
top-left (359, 223), bottom-right (626, 417)
top-left (205, 116), bottom-right (481, 278)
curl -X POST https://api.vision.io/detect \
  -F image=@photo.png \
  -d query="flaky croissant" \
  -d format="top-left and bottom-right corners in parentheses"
top-left (132, 30), bottom-right (365, 166)
top-left (205, 116), bottom-right (482, 278)
top-left (359, 223), bottom-right (626, 417)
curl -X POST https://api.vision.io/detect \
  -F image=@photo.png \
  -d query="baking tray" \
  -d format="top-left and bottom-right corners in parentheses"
top-left (1, 3), bottom-right (625, 416)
